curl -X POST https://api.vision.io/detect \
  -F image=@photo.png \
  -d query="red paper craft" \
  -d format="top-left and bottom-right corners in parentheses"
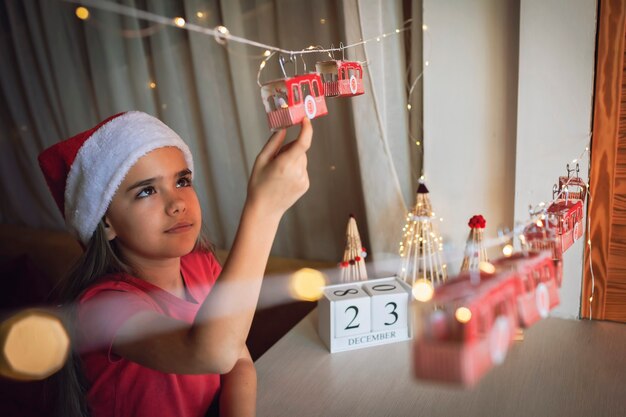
top-left (315, 60), bottom-right (365, 98)
top-left (261, 73), bottom-right (328, 130)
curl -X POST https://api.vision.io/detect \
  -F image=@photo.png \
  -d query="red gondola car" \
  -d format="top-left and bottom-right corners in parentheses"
top-left (522, 219), bottom-right (564, 286)
top-left (412, 270), bottom-right (519, 386)
top-left (558, 176), bottom-right (587, 203)
top-left (546, 199), bottom-right (584, 253)
top-left (261, 73), bottom-right (328, 130)
top-left (492, 251), bottom-right (560, 327)
top-left (315, 60), bottom-right (364, 97)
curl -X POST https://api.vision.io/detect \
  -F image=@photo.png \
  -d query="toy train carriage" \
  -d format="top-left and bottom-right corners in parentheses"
top-left (546, 199), bottom-right (584, 253)
top-left (412, 270), bottom-right (519, 386)
top-left (521, 220), bottom-right (564, 287)
top-left (261, 73), bottom-right (328, 130)
top-left (492, 251), bottom-right (560, 327)
top-left (558, 175), bottom-right (587, 204)
top-left (315, 60), bottom-right (364, 97)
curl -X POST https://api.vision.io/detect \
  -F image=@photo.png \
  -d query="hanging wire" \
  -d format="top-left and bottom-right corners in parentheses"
top-left (65, 0), bottom-right (409, 55)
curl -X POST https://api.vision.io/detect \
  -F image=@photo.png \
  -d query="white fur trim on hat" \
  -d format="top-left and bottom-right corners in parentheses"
top-left (64, 111), bottom-right (194, 244)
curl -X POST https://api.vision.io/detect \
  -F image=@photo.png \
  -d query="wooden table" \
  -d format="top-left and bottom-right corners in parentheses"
top-left (256, 309), bottom-right (626, 417)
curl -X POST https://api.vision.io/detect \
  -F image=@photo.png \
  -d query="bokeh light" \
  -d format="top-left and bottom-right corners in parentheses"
top-left (289, 268), bottom-right (327, 301)
top-left (455, 307), bottom-right (472, 323)
top-left (412, 279), bottom-right (434, 302)
top-left (75, 7), bottom-right (90, 20)
top-left (479, 261), bottom-right (496, 274)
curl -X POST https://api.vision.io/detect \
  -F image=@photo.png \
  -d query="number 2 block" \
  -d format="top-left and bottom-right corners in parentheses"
top-left (363, 281), bottom-right (409, 332)
top-left (324, 285), bottom-right (371, 338)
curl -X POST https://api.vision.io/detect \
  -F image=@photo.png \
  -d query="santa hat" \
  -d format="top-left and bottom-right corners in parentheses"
top-left (38, 111), bottom-right (194, 244)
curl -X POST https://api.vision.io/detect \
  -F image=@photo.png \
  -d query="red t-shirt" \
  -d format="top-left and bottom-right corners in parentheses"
top-left (77, 250), bottom-right (222, 417)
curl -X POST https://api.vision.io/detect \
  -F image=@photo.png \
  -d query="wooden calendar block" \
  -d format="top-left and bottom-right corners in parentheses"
top-left (325, 285), bottom-right (371, 338)
top-left (362, 280), bottom-right (409, 332)
top-left (318, 277), bottom-right (412, 353)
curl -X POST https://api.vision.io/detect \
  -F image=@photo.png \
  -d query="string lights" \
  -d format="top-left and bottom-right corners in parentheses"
top-left (65, 0), bottom-right (409, 56)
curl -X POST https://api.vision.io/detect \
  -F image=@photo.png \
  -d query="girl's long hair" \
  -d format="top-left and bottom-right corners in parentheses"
top-left (53, 222), bottom-right (213, 417)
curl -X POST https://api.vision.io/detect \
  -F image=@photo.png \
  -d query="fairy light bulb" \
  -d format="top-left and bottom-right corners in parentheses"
top-left (422, 24), bottom-right (428, 31)
top-left (149, 82), bottom-right (156, 89)
top-left (479, 261), bottom-right (496, 274)
top-left (259, 61), bottom-right (266, 69)
top-left (174, 17), bottom-right (186, 27)
top-left (196, 12), bottom-right (205, 19)
top-left (75, 7), bottom-right (89, 20)
top-left (455, 307), bottom-right (472, 323)
top-left (263, 50), bottom-right (271, 57)
top-left (412, 279), bottom-right (434, 302)
top-left (407, 104), bottom-right (412, 110)
top-left (502, 244), bottom-right (513, 257)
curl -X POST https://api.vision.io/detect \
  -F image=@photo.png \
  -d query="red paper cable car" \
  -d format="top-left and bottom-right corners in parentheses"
top-left (558, 163), bottom-right (587, 203)
top-left (315, 60), bottom-right (364, 97)
top-left (522, 218), bottom-right (564, 287)
top-left (492, 251), bottom-right (560, 327)
top-left (412, 270), bottom-right (519, 386)
top-left (546, 199), bottom-right (584, 254)
top-left (261, 73), bottom-right (328, 130)
top-left (558, 176), bottom-right (587, 203)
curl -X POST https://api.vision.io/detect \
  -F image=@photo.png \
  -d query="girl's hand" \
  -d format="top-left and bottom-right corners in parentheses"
top-left (247, 118), bottom-right (312, 218)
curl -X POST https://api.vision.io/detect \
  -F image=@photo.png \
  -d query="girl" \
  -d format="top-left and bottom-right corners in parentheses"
top-left (38, 111), bottom-right (312, 417)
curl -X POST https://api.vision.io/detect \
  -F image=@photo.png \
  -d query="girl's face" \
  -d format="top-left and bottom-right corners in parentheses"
top-left (104, 147), bottom-right (202, 264)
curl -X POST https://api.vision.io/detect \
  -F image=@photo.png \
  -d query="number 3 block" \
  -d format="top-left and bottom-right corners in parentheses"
top-left (362, 281), bottom-right (409, 331)
top-left (317, 277), bottom-right (411, 353)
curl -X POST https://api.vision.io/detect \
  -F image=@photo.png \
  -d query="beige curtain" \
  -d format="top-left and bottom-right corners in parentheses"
top-left (342, 0), bottom-right (422, 266)
top-left (0, 0), bottom-right (421, 262)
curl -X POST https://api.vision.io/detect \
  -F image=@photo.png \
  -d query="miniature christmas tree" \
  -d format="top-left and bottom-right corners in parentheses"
top-left (398, 182), bottom-right (447, 286)
top-left (460, 215), bottom-right (489, 272)
top-left (339, 214), bottom-right (368, 282)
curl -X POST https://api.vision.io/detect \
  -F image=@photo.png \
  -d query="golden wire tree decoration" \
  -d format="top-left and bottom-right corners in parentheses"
top-left (339, 215), bottom-right (368, 282)
top-left (398, 181), bottom-right (447, 286)
top-left (460, 215), bottom-right (489, 273)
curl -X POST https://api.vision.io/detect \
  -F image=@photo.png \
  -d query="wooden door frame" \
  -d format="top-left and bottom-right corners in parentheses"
top-left (582, 0), bottom-right (626, 320)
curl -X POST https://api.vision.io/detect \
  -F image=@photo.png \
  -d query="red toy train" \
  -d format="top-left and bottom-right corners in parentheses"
top-left (412, 250), bottom-right (562, 386)
top-left (523, 171), bottom-right (586, 262)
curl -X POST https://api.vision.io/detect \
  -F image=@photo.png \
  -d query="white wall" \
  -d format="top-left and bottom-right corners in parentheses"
top-left (423, 0), bottom-right (596, 318)
top-left (515, 0), bottom-right (596, 318)
top-left (423, 0), bottom-right (519, 271)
